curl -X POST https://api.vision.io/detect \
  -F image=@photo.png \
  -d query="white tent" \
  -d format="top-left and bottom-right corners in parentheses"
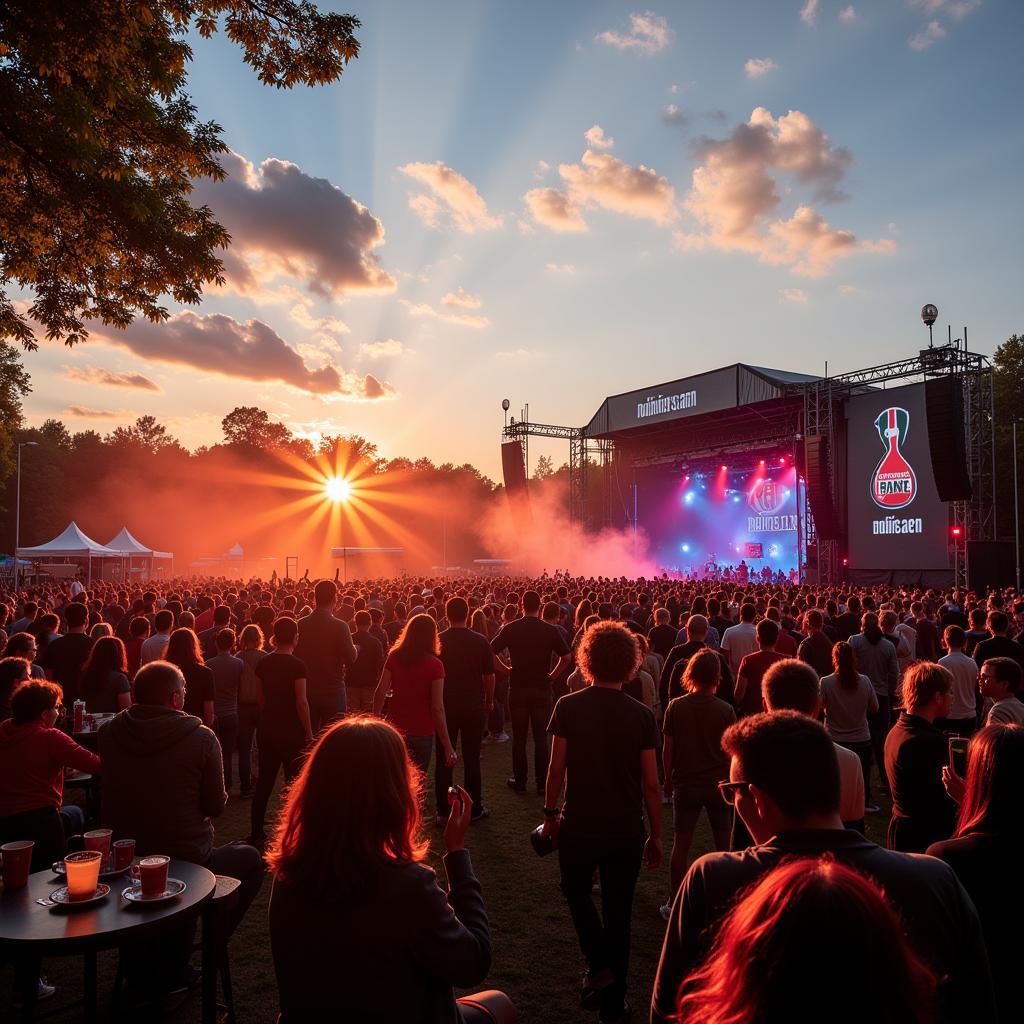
top-left (105, 527), bottom-right (174, 579)
top-left (16, 522), bottom-right (127, 582)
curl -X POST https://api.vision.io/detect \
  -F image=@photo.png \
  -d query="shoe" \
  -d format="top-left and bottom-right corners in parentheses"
top-left (864, 802), bottom-right (881, 813)
top-left (599, 1000), bottom-right (632, 1024)
top-left (658, 900), bottom-right (672, 921)
top-left (471, 806), bottom-right (491, 822)
top-left (494, 732), bottom-right (510, 743)
top-left (506, 777), bottom-right (527, 792)
top-left (580, 967), bottom-right (615, 1011)
top-left (14, 977), bottom-right (57, 1007)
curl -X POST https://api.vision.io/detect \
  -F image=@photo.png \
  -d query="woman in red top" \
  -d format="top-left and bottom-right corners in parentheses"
top-left (0, 680), bottom-right (100, 870)
top-left (373, 613), bottom-right (456, 775)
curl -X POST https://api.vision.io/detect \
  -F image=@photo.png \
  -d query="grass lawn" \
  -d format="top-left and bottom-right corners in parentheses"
top-left (4, 737), bottom-right (891, 1022)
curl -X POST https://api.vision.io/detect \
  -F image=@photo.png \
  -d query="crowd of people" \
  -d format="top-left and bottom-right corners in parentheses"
top-left (0, 570), bottom-right (1021, 1022)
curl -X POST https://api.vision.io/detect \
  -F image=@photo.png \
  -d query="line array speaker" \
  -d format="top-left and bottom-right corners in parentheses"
top-left (924, 376), bottom-right (972, 501)
top-left (804, 435), bottom-right (843, 540)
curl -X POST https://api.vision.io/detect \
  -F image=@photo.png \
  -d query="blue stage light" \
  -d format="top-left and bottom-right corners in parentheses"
top-left (684, 491), bottom-right (695, 504)
top-left (732, 495), bottom-right (740, 503)
top-left (681, 543), bottom-right (690, 553)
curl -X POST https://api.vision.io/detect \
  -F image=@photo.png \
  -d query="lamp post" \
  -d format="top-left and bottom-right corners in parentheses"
top-left (1014, 419), bottom-right (1021, 594)
top-left (14, 441), bottom-right (39, 594)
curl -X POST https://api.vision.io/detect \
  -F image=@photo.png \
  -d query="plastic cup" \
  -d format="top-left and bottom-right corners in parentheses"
top-left (112, 839), bottom-right (135, 872)
top-left (1, 841), bottom-right (34, 890)
top-left (84, 829), bottom-right (113, 870)
top-left (64, 850), bottom-right (103, 900)
top-left (138, 855), bottom-right (170, 897)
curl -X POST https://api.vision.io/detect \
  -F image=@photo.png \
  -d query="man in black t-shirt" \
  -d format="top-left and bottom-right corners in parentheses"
top-left (491, 591), bottom-right (570, 793)
top-left (436, 598), bottom-right (495, 821)
top-left (38, 601), bottom-right (93, 712)
top-left (541, 621), bottom-right (661, 1024)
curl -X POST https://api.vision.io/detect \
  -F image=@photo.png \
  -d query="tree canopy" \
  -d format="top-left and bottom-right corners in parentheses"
top-left (0, 1), bottom-right (360, 350)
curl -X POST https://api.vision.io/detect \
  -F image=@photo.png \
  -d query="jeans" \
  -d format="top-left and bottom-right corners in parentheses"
top-left (214, 712), bottom-right (239, 789)
top-left (838, 739), bottom-right (874, 805)
top-left (558, 834), bottom-right (645, 1020)
top-left (867, 695), bottom-right (891, 796)
top-left (405, 734), bottom-right (434, 777)
top-left (309, 691), bottom-right (347, 734)
top-left (509, 688), bottom-right (551, 788)
top-left (205, 841), bottom-right (265, 939)
top-left (237, 702), bottom-right (261, 792)
top-left (251, 732), bottom-right (306, 842)
top-left (435, 704), bottom-right (485, 814)
top-left (347, 687), bottom-right (375, 714)
top-left (488, 676), bottom-right (509, 735)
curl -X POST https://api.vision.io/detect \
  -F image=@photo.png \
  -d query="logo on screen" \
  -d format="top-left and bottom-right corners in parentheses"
top-left (871, 406), bottom-right (917, 510)
top-left (748, 478), bottom-right (783, 515)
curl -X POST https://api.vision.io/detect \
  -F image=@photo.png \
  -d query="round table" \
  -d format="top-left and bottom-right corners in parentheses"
top-left (0, 859), bottom-right (217, 1023)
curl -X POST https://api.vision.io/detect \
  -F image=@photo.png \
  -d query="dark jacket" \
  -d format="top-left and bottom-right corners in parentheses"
top-left (295, 607), bottom-right (358, 701)
top-left (652, 828), bottom-right (995, 1024)
top-left (98, 705), bottom-right (226, 864)
top-left (797, 630), bottom-right (834, 679)
top-left (270, 850), bottom-right (490, 1023)
top-left (348, 631), bottom-right (385, 691)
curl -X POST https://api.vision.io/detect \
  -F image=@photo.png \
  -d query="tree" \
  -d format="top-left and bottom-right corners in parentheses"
top-left (221, 405), bottom-right (294, 451)
top-left (0, 1), bottom-right (361, 349)
top-left (107, 415), bottom-right (180, 455)
top-left (0, 341), bottom-right (30, 480)
top-left (532, 454), bottom-right (555, 481)
top-left (993, 333), bottom-right (1024, 541)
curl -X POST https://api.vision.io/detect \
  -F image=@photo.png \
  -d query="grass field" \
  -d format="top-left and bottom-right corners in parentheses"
top-left (5, 736), bottom-right (891, 1023)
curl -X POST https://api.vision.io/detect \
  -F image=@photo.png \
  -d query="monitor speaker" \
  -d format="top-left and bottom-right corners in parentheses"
top-left (501, 441), bottom-right (533, 528)
top-left (967, 541), bottom-right (1016, 591)
top-left (804, 435), bottom-right (842, 540)
top-left (925, 376), bottom-right (972, 501)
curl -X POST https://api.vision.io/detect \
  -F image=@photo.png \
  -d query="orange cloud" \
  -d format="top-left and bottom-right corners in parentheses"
top-left (62, 365), bottom-right (161, 392)
top-left (595, 11), bottom-right (672, 55)
top-left (400, 161), bottom-right (502, 233)
top-left (523, 187), bottom-right (588, 233)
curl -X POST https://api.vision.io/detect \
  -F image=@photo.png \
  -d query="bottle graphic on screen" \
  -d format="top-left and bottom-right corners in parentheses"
top-left (871, 406), bottom-right (917, 510)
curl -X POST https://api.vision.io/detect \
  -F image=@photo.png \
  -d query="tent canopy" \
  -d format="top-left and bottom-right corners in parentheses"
top-left (105, 527), bottom-right (173, 560)
top-left (17, 522), bottom-right (123, 558)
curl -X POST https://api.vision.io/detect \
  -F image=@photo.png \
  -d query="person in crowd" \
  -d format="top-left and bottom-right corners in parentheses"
top-left (0, 655), bottom-right (31, 720)
top-left (0, 680), bottom-right (99, 869)
top-left (833, 594), bottom-right (861, 641)
top-left (541, 621), bottom-right (661, 1024)
top-left (123, 615), bottom-right (150, 678)
top-left (733, 618), bottom-right (785, 719)
top-left (37, 600), bottom-right (92, 709)
top-left (646, 608), bottom-right (677, 662)
top-left (90, 622), bottom-right (112, 640)
top-left (198, 604), bottom-right (231, 660)
top-left (938, 625), bottom-right (980, 735)
top-left (140, 608), bottom-right (173, 665)
top-left (295, 579), bottom-right (358, 731)
top-left (491, 591), bottom-right (571, 795)
top-left (964, 607), bottom-right (990, 655)
top-left (436, 597), bottom-right (495, 824)
top-left (719, 603), bottom-right (757, 679)
top-left (763, 659), bottom-right (865, 832)
top-left (819, 640), bottom-right (879, 810)
top-left (78, 635), bottom-right (131, 713)
top-left (347, 609), bottom-right (385, 714)
top-left (796, 609), bottom-right (833, 679)
top-left (165, 627), bottom-right (215, 727)
top-left (373, 612), bottom-right (456, 776)
top-left (98, 661), bottom-right (262, 991)
top-left (662, 614), bottom-right (734, 708)
top-left (207, 627), bottom-right (243, 790)
top-left (885, 661), bottom-right (958, 852)
top-left (849, 612), bottom-right (898, 797)
top-left (660, 649), bottom-right (735, 920)
top-left (249, 617), bottom-right (313, 848)
top-left (267, 717), bottom-right (514, 1023)
top-left (10, 601), bottom-right (38, 635)
top-left (973, 611), bottom-right (1024, 673)
top-left (4, 632), bottom-right (44, 678)
top-left (651, 711), bottom-right (996, 1024)
top-left (928, 723), bottom-right (1023, 1023)
top-left (979, 657), bottom-right (1024, 725)
top-left (236, 623), bottom-right (265, 797)
top-left (674, 859), bottom-right (937, 1024)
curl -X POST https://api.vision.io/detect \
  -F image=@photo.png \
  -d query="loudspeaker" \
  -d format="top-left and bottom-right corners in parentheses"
top-left (804, 435), bottom-right (843, 540)
top-left (967, 541), bottom-right (1016, 592)
top-left (925, 376), bottom-right (972, 501)
top-left (501, 441), bottom-right (533, 528)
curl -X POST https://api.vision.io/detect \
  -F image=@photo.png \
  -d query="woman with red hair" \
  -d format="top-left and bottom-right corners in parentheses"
top-left (267, 716), bottom-right (514, 1023)
top-left (675, 858), bottom-right (937, 1024)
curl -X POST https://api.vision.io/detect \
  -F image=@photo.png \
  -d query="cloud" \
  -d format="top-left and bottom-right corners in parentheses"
top-left (559, 150), bottom-right (678, 225)
top-left (663, 103), bottom-right (688, 126)
top-left (401, 300), bottom-right (490, 329)
top-left (533, 160), bottom-right (551, 180)
top-left (745, 57), bottom-right (777, 77)
top-left (64, 406), bottom-right (134, 419)
top-left (287, 304), bottom-right (351, 345)
top-left (546, 263), bottom-right (576, 274)
top-left (779, 287), bottom-right (809, 304)
top-left (359, 339), bottom-right (406, 359)
top-left (800, 0), bottom-right (819, 25)
top-left (494, 349), bottom-right (541, 361)
top-left (62, 365), bottom-right (161, 392)
top-left (523, 187), bottom-right (589, 233)
top-left (595, 11), bottom-right (672, 55)
top-left (194, 151), bottom-right (395, 301)
top-left (909, 19), bottom-right (946, 49)
top-left (399, 161), bottom-right (502, 232)
top-left (584, 125), bottom-right (615, 150)
top-left (910, 0), bottom-right (980, 18)
top-left (839, 284), bottom-right (860, 294)
top-left (676, 107), bottom-right (892, 276)
top-left (441, 287), bottom-right (483, 309)
top-left (839, 5), bottom-right (856, 22)
top-left (97, 311), bottom-right (394, 399)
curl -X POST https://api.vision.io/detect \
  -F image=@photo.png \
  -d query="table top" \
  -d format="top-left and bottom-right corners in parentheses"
top-left (0, 859), bottom-right (216, 954)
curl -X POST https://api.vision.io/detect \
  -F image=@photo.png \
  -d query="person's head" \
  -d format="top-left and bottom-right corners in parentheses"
top-left (353, 610), bottom-right (372, 632)
top-left (987, 610), bottom-right (1009, 635)
top-left (969, 607), bottom-right (987, 630)
top-left (847, 595), bottom-right (861, 615)
top-left (956, 724), bottom-right (1024, 838)
top-left (10, 679), bottom-right (64, 726)
top-left (682, 649), bottom-right (721, 693)
top-left (804, 609), bottom-right (823, 633)
top-left (686, 614), bottom-right (709, 642)
top-left (861, 611), bottom-right (883, 644)
top-left (978, 657), bottom-right (1021, 702)
top-left (239, 623), bottom-right (264, 651)
top-left (831, 639), bottom-right (860, 690)
top-left (654, 607), bottom-right (670, 626)
top-left (739, 603), bottom-right (756, 623)
top-left (755, 618), bottom-right (779, 650)
top-left (0, 656), bottom-right (31, 710)
top-left (212, 604), bottom-right (231, 627)
top-left (129, 615), bottom-right (150, 639)
top-left (943, 624), bottom-right (966, 652)
top-left (522, 590), bottom-right (541, 615)
top-left (80, 636), bottom-right (127, 691)
top-left (675, 858), bottom-right (937, 1024)
top-left (166, 627), bottom-right (203, 668)
top-left (721, 712), bottom-right (840, 843)
top-left (902, 662), bottom-right (952, 719)
top-left (271, 616), bottom-right (299, 649)
top-left (394, 613), bottom-right (439, 667)
top-left (763, 659), bottom-right (820, 717)
top-left (543, 601), bottom-right (561, 624)
top-left (132, 661), bottom-right (186, 710)
top-left (4, 631), bottom-right (38, 661)
top-left (879, 610), bottom-right (899, 635)
top-left (577, 621), bottom-right (641, 687)
top-left (445, 597), bottom-right (469, 626)
top-left (90, 622), bottom-right (112, 640)
top-left (313, 580), bottom-right (337, 609)
top-left (214, 628), bottom-right (235, 653)
top-left (153, 608), bottom-right (174, 634)
top-left (64, 602), bottom-right (89, 631)
top-left (266, 716), bottom-right (428, 895)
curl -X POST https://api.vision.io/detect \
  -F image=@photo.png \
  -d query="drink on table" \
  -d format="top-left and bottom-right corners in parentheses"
top-left (0, 841), bottom-right (34, 890)
top-left (83, 828), bottom-right (113, 869)
top-left (112, 838), bottom-right (136, 871)
top-left (64, 850), bottom-right (103, 900)
top-left (138, 855), bottom-right (170, 897)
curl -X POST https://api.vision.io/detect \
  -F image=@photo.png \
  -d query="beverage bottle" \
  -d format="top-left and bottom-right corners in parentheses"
top-left (73, 699), bottom-right (85, 732)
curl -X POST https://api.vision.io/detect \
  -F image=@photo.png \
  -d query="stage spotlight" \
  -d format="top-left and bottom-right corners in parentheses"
top-left (720, 464), bottom-right (728, 471)
top-left (759, 459), bottom-right (765, 466)
top-left (681, 543), bottom-right (690, 553)
top-left (684, 491), bottom-right (695, 504)
top-left (732, 496), bottom-right (740, 503)
top-left (778, 457), bottom-right (786, 465)
top-left (325, 477), bottom-right (352, 503)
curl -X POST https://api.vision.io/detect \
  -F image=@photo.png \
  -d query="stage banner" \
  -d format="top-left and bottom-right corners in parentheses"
top-left (845, 382), bottom-right (948, 571)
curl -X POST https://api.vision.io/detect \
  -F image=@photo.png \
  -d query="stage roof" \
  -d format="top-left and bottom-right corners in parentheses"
top-left (584, 362), bottom-right (821, 439)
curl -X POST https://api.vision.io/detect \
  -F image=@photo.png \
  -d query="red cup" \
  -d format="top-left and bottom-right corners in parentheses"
top-left (112, 839), bottom-right (135, 871)
top-left (138, 855), bottom-right (170, 897)
top-left (84, 829), bottom-right (113, 870)
top-left (1, 841), bottom-right (34, 890)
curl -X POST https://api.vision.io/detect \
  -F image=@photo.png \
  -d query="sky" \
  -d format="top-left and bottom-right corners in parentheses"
top-left (23, 0), bottom-right (1024, 480)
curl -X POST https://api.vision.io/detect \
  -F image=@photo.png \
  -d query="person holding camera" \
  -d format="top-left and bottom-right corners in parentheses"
top-left (539, 621), bottom-right (661, 1024)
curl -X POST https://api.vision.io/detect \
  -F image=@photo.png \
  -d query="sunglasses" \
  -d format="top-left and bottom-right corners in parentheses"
top-left (717, 780), bottom-right (751, 805)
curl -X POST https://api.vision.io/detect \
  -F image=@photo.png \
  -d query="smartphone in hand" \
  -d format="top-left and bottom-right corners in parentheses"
top-left (948, 736), bottom-right (969, 778)
top-left (447, 785), bottom-right (465, 816)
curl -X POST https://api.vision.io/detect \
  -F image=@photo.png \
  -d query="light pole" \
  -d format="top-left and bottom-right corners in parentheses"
top-left (14, 441), bottom-right (39, 594)
top-left (1014, 419), bottom-right (1021, 593)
